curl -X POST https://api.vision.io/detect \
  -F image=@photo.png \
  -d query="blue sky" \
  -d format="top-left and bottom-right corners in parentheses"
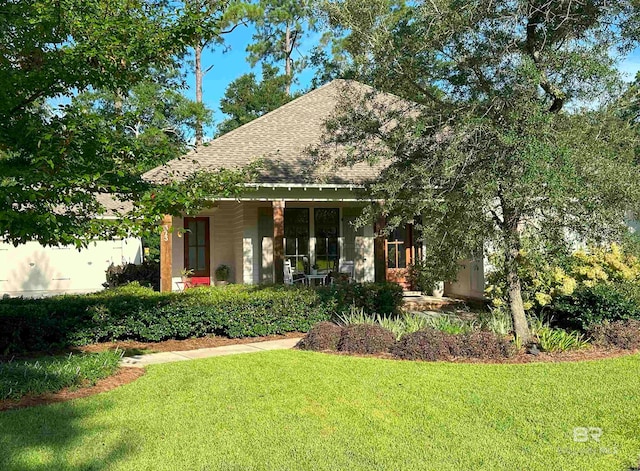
top-left (181, 25), bottom-right (319, 138)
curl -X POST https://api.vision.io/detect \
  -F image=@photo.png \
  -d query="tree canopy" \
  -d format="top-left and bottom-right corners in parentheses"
top-left (318, 0), bottom-right (640, 340)
top-left (0, 0), bottom-right (251, 246)
top-left (216, 64), bottom-right (295, 136)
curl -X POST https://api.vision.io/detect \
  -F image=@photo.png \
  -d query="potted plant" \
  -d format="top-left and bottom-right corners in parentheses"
top-left (215, 264), bottom-right (231, 286)
top-left (311, 262), bottom-right (319, 275)
top-left (180, 268), bottom-right (194, 284)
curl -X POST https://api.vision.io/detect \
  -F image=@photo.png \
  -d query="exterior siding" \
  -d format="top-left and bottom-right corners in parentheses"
top-left (0, 238), bottom-right (143, 297)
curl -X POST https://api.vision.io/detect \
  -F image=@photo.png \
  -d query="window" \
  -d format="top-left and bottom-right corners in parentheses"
top-left (284, 208), bottom-right (309, 273)
top-left (314, 208), bottom-right (340, 272)
top-left (184, 217), bottom-right (209, 276)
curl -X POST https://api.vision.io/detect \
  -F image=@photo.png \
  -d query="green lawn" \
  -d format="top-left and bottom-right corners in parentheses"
top-left (0, 351), bottom-right (122, 400)
top-left (1, 351), bottom-right (639, 471)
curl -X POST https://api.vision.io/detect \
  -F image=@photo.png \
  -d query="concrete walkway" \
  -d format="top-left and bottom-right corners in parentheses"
top-left (121, 337), bottom-right (302, 368)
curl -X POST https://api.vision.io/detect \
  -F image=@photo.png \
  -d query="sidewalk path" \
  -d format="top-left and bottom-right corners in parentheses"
top-left (121, 337), bottom-right (302, 368)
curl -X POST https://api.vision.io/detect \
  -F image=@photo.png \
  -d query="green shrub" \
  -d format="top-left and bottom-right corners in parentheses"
top-left (550, 283), bottom-right (640, 331)
top-left (337, 324), bottom-right (396, 354)
top-left (104, 260), bottom-right (160, 291)
top-left (535, 327), bottom-right (589, 352)
top-left (0, 284), bottom-right (333, 354)
top-left (319, 282), bottom-right (403, 315)
top-left (0, 350), bottom-right (122, 400)
top-left (297, 322), bottom-right (343, 351)
top-left (588, 320), bottom-right (640, 350)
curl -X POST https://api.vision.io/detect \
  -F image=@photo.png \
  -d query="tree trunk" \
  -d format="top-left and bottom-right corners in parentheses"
top-left (284, 23), bottom-right (291, 96)
top-left (194, 42), bottom-right (203, 147)
top-left (503, 224), bottom-right (531, 343)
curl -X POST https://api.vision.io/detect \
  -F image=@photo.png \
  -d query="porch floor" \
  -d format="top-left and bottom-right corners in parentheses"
top-left (402, 295), bottom-right (466, 312)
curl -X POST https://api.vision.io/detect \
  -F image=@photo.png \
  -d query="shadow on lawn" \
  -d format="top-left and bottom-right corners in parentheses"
top-left (0, 399), bottom-right (135, 470)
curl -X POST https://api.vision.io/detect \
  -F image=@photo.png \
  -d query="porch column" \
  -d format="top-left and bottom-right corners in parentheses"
top-left (374, 214), bottom-right (386, 283)
top-left (160, 214), bottom-right (173, 292)
top-left (273, 200), bottom-right (285, 283)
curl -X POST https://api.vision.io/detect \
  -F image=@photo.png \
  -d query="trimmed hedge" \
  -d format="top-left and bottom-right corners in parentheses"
top-left (318, 281), bottom-right (404, 315)
top-left (296, 322), bottom-right (343, 351)
top-left (337, 323), bottom-right (396, 354)
top-left (588, 320), bottom-right (640, 350)
top-left (392, 328), bottom-right (514, 361)
top-left (0, 281), bottom-right (404, 355)
top-left (0, 284), bottom-right (333, 354)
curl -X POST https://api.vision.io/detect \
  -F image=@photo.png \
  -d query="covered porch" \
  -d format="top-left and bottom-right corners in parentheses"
top-left (159, 189), bottom-right (485, 298)
top-left (160, 190), bottom-right (384, 291)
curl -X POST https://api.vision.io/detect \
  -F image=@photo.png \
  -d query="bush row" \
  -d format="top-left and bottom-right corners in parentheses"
top-left (0, 282), bottom-right (404, 355)
top-left (297, 322), bottom-right (516, 360)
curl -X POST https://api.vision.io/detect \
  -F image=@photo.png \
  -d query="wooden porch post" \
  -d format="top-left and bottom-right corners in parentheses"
top-left (273, 200), bottom-right (285, 284)
top-left (374, 214), bottom-right (387, 283)
top-left (160, 214), bottom-right (173, 292)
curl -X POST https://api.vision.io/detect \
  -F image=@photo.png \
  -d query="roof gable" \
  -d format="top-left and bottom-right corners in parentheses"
top-left (143, 80), bottom-right (390, 185)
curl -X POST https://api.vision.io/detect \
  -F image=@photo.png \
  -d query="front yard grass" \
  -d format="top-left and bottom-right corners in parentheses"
top-left (1, 350), bottom-right (639, 470)
top-left (0, 350), bottom-right (121, 400)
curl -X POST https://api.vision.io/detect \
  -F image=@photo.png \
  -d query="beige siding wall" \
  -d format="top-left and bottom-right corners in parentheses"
top-left (444, 258), bottom-right (485, 299)
top-left (0, 238), bottom-right (143, 297)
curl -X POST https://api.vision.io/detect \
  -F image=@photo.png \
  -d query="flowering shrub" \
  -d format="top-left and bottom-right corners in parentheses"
top-left (485, 243), bottom-right (640, 312)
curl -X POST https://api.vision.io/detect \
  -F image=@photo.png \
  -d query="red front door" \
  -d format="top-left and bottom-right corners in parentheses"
top-left (385, 225), bottom-right (417, 289)
top-left (184, 217), bottom-right (210, 286)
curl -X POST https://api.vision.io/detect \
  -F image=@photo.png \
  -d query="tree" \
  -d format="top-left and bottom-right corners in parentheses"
top-left (0, 1), bottom-right (251, 246)
top-left (72, 69), bottom-right (212, 172)
top-left (318, 0), bottom-right (640, 341)
top-left (179, 0), bottom-right (255, 146)
top-left (247, 0), bottom-right (316, 95)
top-left (216, 64), bottom-right (294, 136)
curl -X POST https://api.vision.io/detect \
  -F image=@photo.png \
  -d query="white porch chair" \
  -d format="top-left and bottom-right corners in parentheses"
top-left (333, 260), bottom-right (355, 284)
top-left (284, 260), bottom-right (306, 285)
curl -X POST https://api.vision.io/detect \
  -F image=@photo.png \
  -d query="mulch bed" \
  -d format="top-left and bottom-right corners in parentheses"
top-left (0, 367), bottom-right (145, 412)
top-left (301, 346), bottom-right (640, 364)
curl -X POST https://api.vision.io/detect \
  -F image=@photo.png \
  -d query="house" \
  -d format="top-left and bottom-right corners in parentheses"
top-left (0, 195), bottom-right (143, 298)
top-left (144, 80), bottom-right (486, 298)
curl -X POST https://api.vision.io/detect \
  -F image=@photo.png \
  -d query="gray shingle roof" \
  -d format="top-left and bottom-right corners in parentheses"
top-left (143, 79), bottom-right (392, 185)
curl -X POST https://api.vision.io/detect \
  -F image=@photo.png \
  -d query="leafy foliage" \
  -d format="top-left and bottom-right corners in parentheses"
top-left (0, 284), bottom-right (334, 354)
top-left (247, 0), bottom-right (316, 92)
top-left (296, 321), bottom-right (343, 351)
top-left (0, 0), bottom-right (254, 246)
top-left (104, 261), bottom-right (161, 291)
top-left (391, 328), bottom-right (514, 361)
top-left (550, 283), bottom-right (640, 331)
top-left (534, 327), bottom-right (589, 353)
top-left (337, 323), bottom-right (395, 354)
top-left (217, 65), bottom-right (294, 136)
top-left (588, 320), bottom-right (640, 350)
top-left (318, 281), bottom-right (404, 315)
top-left (486, 242), bottom-right (640, 318)
top-left (0, 350), bottom-right (122, 401)
top-left (317, 0), bottom-right (640, 340)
